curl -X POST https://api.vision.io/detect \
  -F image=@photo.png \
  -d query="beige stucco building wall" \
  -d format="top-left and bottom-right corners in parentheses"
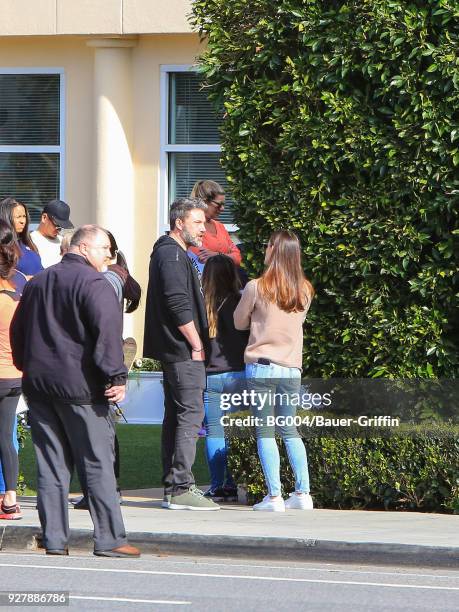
top-left (0, 0), bottom-right (193, 35)
top-left (0, 29), bottom-right (204, 346)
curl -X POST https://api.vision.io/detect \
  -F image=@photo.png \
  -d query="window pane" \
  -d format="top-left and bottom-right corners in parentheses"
top-left (168, 152), bottom-right (234, 224)
top-left (169, 72), bottom-right (222, 145)
top-left (0, 74), bottom-right (60, 146)
top-left (0, 153), bottom-right (59, 223)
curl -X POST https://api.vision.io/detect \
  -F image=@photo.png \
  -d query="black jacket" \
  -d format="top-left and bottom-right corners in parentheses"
top-left (11, 253), bottom-right (127, 402)
top-left (143, 235), bottom-right (208, 363)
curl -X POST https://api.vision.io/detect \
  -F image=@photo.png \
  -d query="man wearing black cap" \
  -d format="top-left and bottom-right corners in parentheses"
top-left (31, 199), bottom-right (74, 268)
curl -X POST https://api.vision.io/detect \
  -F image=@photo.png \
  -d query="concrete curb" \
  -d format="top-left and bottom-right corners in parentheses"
top-left (1, 525), bottom-right (458, 567)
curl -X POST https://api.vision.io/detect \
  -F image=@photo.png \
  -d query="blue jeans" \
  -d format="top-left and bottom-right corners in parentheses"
top-left (0, 416), bottom-right (19, 494)
top-left (204, 370), bottom-right (245, 490)
top-left (246, 362), bottom-right (310, 497)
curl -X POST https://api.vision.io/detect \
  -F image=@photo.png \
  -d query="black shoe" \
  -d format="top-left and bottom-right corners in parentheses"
top-left (46, 549), bottom-right (69, 556)
top-left (72, 496), bottom-right (89, 510)
top-left (203, 487), bottom-right (227, 502)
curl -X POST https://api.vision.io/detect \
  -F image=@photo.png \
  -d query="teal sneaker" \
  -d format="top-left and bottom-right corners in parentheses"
top-left (169, 485), bottom-right (220, 511)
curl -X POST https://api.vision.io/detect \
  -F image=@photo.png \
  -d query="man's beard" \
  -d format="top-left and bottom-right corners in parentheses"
top-left (182, 228), bottom-right (202, 248)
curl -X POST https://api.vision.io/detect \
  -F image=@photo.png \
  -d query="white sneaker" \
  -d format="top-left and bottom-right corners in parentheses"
top-left (252, 495), bottom-right (285, 512)
top-left (284, 492), bottom-right (313, 510)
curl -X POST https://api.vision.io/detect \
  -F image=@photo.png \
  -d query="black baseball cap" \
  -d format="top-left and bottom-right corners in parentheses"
top-left (43, 199), bottom-right (73, 229)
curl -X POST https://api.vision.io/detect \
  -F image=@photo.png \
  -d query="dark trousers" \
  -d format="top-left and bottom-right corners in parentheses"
top-left (0, 386), bottom-right (20, 492)
top-left (28, 398), bottom-right (127, 552)
top-left (161, 360), bottom-right (206, 495)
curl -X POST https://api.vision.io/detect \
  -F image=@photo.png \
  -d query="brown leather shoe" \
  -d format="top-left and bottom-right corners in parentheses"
top-left (94, 544), bottom-right (140, 558)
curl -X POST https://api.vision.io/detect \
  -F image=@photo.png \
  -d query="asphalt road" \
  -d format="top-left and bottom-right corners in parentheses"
top-left (0, 551), bottom-right (458, 611)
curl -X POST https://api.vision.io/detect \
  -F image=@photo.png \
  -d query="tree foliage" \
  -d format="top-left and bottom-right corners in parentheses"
top-left (192, 0), bottom-right (459, 377)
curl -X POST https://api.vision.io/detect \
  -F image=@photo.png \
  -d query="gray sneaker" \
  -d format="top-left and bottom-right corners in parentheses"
top-left (161, 493), bottom-right (171, 509)
top-left (169, 486), bottom-right (220, 511)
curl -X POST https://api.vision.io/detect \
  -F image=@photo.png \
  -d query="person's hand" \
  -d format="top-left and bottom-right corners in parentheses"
top-left (104, 384), bottom-right (126, 403)
top-left (191, 348), bottom-right (205, 362)
top-left (197, 248), bottom-right (218, 263)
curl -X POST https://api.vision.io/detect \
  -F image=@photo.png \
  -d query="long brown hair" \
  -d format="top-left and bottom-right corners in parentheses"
top-left (202, 255), bottom-right (240, 338)
top-left (106, 230), bottom-right (141, 313)
top-left (0, 197), bottom-right (38, 255)
top-left (0, 220), bottom-right (18, 279)
top-left (258, 230), bottom-right (314, 312)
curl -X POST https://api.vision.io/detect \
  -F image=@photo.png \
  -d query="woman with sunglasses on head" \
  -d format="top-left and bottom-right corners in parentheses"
top-left (188, 180), bottom-right (241, 266)
top-left (0, 197), bottom-right (43, 278)
top-left (202, 255), bottom-right (249, 501)
top-left (0, 220), bottom-right (28, 520)
top-left (234, 230), bottom-right (315, 512)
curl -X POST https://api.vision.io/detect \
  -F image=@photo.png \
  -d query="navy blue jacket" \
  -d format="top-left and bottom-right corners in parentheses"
top-left (11, 253), bottom-right (127, 402)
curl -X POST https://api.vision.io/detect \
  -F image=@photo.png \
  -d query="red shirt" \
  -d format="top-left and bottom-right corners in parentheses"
top-left (189, 219), bottom-right (241, 266)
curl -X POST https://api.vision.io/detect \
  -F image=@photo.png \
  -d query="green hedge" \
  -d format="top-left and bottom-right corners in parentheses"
top-left (192, 0), bottom-right (459, 377)
top-left (227, 422), bottom-right (459, 513)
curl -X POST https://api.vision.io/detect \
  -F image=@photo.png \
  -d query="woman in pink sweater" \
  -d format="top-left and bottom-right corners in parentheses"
top-left (234, 230), bottom-right (315, 512)
top-left (188, 180), bottom-right (241, 266)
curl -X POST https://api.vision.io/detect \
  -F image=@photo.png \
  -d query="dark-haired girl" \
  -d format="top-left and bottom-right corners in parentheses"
top-left (202, 255), bottom-right (248, 501)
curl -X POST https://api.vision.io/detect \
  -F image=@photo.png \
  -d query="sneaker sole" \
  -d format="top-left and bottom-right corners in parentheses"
top-left (168, 503), bottom-right (220, 511)
top-left (0, 514), bottom-right (22, 520)
top-left (252, 506), bottom-right (285, 512)
top-left (285, 505), bottom-right (313, 510)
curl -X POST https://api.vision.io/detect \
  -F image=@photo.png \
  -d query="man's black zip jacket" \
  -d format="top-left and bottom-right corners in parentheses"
top-left (11, 253), bottom-right (127, 402)
top-left (143, 235), bottom-right (209, 363)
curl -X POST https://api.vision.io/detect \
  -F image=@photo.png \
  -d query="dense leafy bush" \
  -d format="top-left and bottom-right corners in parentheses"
top-left (132, 358), bottom-right (162, 372)
top-left (228, 422), bottom-right (459, 513)
top-left (192, 0), bottom-right (459, 377)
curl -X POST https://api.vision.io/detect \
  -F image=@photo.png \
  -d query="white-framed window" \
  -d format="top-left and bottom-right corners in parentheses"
top-left (159, 64), bottom-right (236, 236)
top-left (0, 68), bottom-right (65, 223)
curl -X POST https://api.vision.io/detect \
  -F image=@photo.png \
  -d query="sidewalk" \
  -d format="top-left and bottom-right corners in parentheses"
top-left (1, 489), bottom-right (458, 567)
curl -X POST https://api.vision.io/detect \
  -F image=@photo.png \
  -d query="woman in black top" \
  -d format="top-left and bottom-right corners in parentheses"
top-left (202, 255), bottom-right (248, 501)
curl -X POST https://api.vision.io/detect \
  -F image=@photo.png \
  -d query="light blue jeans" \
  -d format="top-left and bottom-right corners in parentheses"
top-left (0, 416), bottom-right (19, 494)
top-left (204, 370), bottom-right (245, 490)
top-left (246, 362), bottom-right (310, 497)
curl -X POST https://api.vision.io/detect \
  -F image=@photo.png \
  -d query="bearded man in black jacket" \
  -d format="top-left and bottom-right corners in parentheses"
top-left (11, 225), bottom-right (140, 557)
top-left (144, 198), bottom-right (219, 511)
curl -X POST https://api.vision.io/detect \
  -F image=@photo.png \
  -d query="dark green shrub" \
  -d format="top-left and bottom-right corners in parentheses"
top-left (192, 0), bottom-right (459, 377)
top-left (227, 421), bottom-right (459, 513)
top-left (132, 358), bottom-right (162, 372)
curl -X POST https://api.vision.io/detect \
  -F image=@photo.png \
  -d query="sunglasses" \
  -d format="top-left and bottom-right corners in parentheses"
top-left (209, 200), bottom-right (224, 209)
top-left (49, 217), bottom-right (63, 232)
